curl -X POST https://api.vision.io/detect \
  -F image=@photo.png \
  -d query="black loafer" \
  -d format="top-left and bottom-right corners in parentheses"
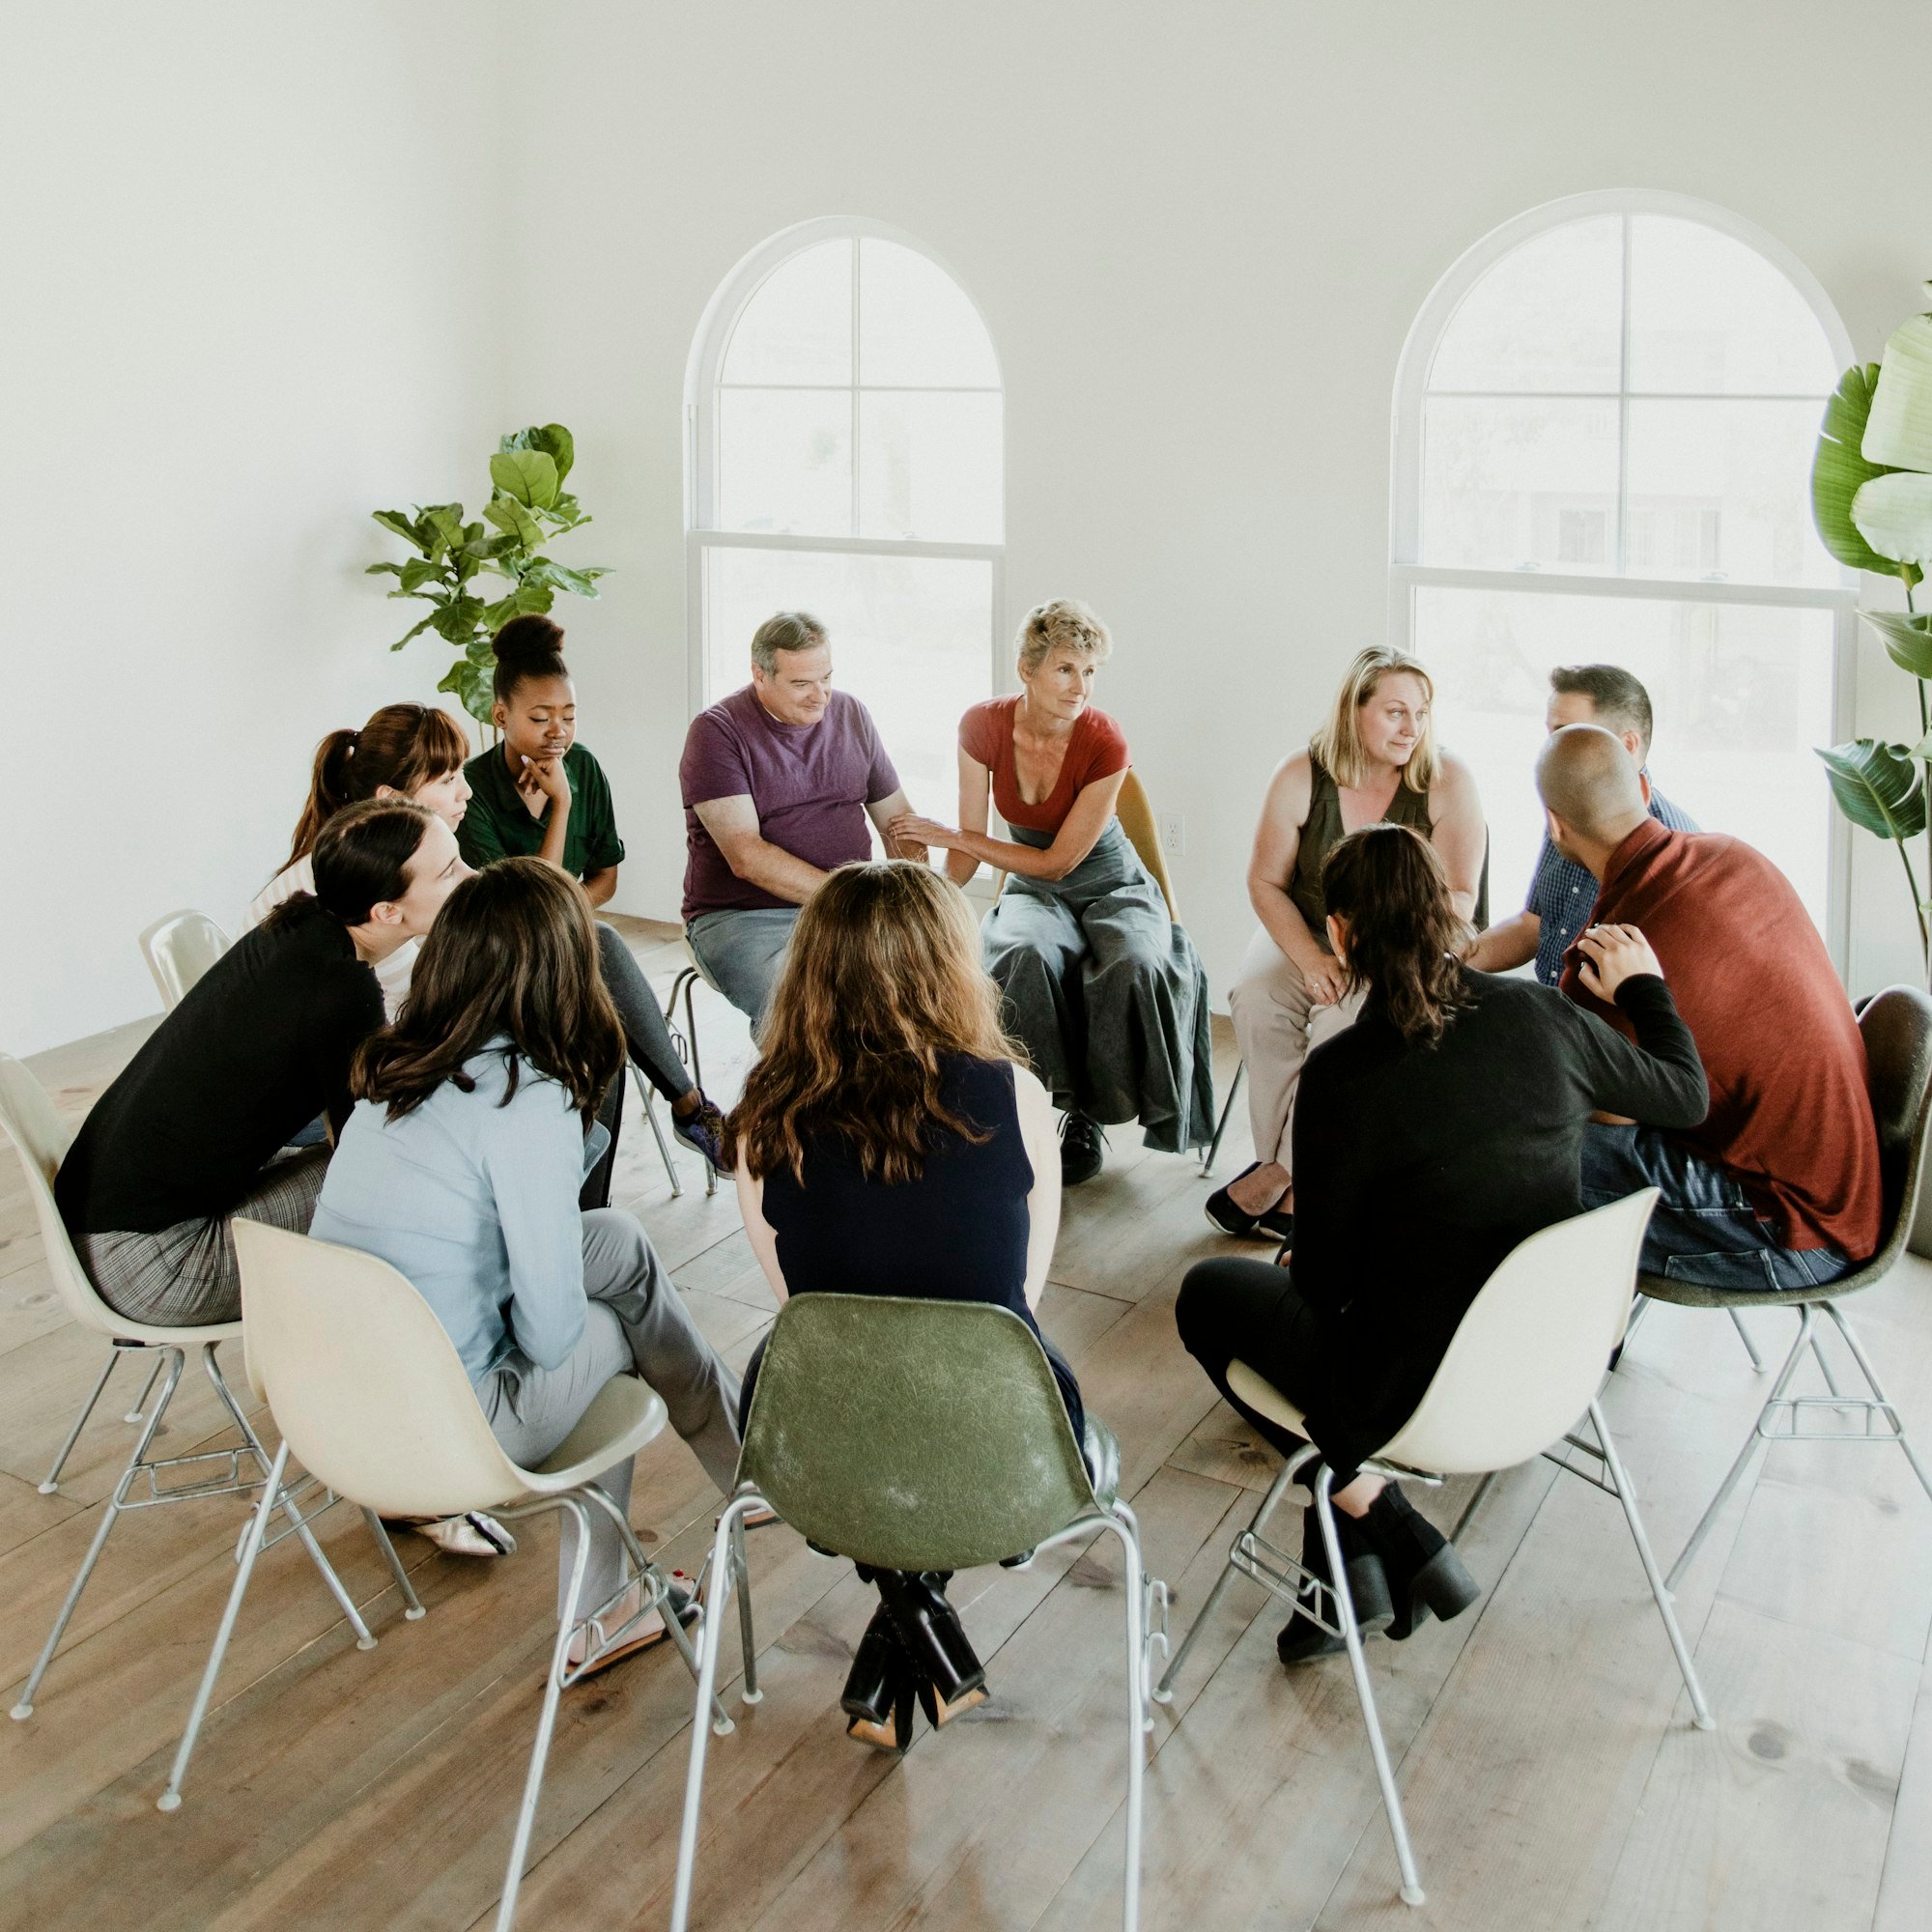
top-left (1060, 1111), bottom-right (1107, 1185)
top-left (1205, 1163), bottom-right (1291, 1240)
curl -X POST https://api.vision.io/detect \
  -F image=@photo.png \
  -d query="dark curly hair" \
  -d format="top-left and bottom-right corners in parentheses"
top-left (1321, 823), bottom-right (1473, 1046)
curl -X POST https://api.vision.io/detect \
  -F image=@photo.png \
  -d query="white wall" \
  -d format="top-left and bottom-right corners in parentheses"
top-left (12, 1), bottom-right (1932, 1056)
top-left (501, 0), bottom-right (1932, 1003)
top-left (2, 4), bottom-right (505, 1055)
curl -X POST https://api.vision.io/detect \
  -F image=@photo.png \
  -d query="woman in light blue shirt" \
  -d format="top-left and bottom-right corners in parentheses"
top-left (314, 859), bottom-right (742, 1677)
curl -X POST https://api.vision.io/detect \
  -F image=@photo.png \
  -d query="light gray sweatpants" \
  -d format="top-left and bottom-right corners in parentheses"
top-left (477, 1208), bottom-right (742, 1619)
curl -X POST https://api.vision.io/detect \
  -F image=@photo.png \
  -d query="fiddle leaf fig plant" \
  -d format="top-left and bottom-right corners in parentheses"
top-left (1811, 285), bottom-right (1932, 962)
top-left (367, 422), bottom-right (609, 725)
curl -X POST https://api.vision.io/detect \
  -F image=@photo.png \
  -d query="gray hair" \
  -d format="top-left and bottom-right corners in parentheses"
top-left (1016, 598), bottom-right (1112, 677)
top-left (751, 611), bottom-right (829, 675)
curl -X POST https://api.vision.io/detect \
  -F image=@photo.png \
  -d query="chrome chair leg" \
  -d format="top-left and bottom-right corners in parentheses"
top-left (39, 1348), bottom-right (122, 1494)
top-left (642, 1089), bottom-right (684, 1200)
top-left (1316, 1464), bottom-right (1424, 1906)
top-left (667, 968), bottom-right (717, 1199)
top-left (1586, 1401), bottom-right (1713, 1729)
top-left (362, 1508), bottom-right (427, 1619)
top-left (123, 1351), bottom-right (167, 1423)
top-left (1100, 1509), bottom-right (1148, 1932)
top-left (1155, 1459), bottom-right (1297, 1698)
top-left (1729, 1307), bottom-right (1766, 1373)
top-left (730, 1511), bottom-right (759, 1703)
top-left (13, 1349), bottom-right (186, 1719)
top-left (1199, 1062), bottom-right (1245, 1178)
top-left (1823, 1302), bottom-right (1932, 1504)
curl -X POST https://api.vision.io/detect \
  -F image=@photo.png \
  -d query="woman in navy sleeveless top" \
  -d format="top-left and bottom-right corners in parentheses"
top-left (729, 862), bottom-right (1081, 1753)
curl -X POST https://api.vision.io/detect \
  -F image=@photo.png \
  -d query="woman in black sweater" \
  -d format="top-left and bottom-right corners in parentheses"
top-left (1177, 822), bottom-right (1706, 1662)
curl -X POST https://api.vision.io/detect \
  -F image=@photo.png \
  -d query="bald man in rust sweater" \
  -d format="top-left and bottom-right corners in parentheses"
top-left (1539, 725), bottom-right (1880, 1291)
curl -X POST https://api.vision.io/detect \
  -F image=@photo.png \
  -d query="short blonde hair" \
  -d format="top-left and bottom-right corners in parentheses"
top-left (1309, 647), bottom-right (1439, 793)
top-left (1016, 598), bottom-right (1112, 677)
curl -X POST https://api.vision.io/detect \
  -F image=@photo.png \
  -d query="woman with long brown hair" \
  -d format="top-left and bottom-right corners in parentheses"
top-left (312, 859), bottom-right (742, 1677)
top-left (728, 861), bottom-right (1077, 1751)
top-left (1177, 822), bottom-right (1707, 1664)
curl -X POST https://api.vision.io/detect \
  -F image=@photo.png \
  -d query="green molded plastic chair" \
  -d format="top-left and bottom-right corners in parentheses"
top-left (669, 1293), bottom-right (1162, 1932)
top-left (1638, 983), bottom-right (1932, 1589)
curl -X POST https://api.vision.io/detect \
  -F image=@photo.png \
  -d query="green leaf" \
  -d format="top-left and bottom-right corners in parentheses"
top-left (1862, 610), bottom-right (1932, 679)
top-left (500, 422), bottom-right (575, 486)
top-left (437, 658), bottom-right (496, 724)
top-left (431, 594), bottom-right (487, 644)
top-left (372, 508), bottom-right (429, 553)
top-left (365, 560), bottom-right (403, 578)
top-left (423, 503), bottom-right (467, 549)
top-left (1862, 302), bottom-right (1932, 472)
top-left (389, 612), bottom-right (438, 652)
top-left (398, 556), bottom-right (445, 594)
top-left (481, 582), bottom-right (555, 631)
top-left (489, 449), bottom-right (559, 510)
top-left (1816, 739), bottom-right (1928, 840)
top-left (1812, 365), bottom-right (1916, 582)
top-left (527, 559), bottom-right (605, 598)
top-left (1852, 471), bottom-right (1932, 570)
top-left (484, 495), bottom-right (544, 550)
top-left (466, 633), bottom-right (498, 667)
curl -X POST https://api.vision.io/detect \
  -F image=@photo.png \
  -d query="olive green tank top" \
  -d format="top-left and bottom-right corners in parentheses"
top-left (1290, 754), bottom-right (1435, 952)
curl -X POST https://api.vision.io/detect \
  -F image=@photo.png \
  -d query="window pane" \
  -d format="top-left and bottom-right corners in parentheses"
top-left (1428, 216), bottom-right (1623, 393)
top-left (859, 239), bottom-right (1000, 388)
top-left (858, 391), bottom-right (1004, 543)
top-left (1421, 397), bottom-right (1620, 571)
top-left (1628, 216), bottom-right (1837, 396)
top-left (1414, 582), bottom-right (1833, 931)
top-left (702, 545), bottom-right (992, 810)
top-left (717, 389), bottom-right (851, 536)
top-left (1626, 398), bottom-right (1837, 586)
top-left (720, 240), bottom-right (852, 386)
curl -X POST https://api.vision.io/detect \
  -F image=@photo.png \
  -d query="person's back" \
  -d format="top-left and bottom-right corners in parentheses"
top-left (57, 898), bottom-right (381, 1236)
top-left (1564, 820), bottom-right (1881, 1261)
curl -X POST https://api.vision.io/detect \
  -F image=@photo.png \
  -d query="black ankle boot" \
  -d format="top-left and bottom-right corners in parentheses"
top-left (1276, 1504), bottom-right (1393, 1664)
top-left (875, 1571), bottom-right (987, 1716)
top-left (842, 1607), bottom-right (918, 1750)
top-left (1359, 1485), bottom-right (1481, 1640)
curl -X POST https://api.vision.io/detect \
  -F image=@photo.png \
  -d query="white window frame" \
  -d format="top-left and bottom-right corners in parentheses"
top-left (1387, 188), bottom-right (1860, 964)
top-left (683, 215), bottom-right (1007, 730)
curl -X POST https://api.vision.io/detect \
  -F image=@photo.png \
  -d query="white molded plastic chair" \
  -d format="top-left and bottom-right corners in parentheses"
top-left (0, 1054), bottom-right (404, 1724)
top-left (162, 1220), bottom-right (726, 1932)
top-left (1156, 1190), bottom-right (1713, 1908)
top-left (138, 908), bottom-right (232, 1011)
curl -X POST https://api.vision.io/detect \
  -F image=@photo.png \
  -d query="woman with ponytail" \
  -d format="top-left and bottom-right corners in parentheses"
top-left (248, 703), bottom-right (473, 1014)
top-left (458, 614), bottom-right (724, 1172)
top-left (1175, 822), bottom-right (1708, 1666)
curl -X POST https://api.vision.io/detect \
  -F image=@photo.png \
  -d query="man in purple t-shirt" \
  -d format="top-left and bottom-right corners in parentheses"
top-left (680, 611), bottom-right (924, 1022)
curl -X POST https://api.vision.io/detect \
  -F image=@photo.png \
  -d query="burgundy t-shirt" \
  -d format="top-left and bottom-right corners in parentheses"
top-left (679, 686), bottom-right (900, 920)
top-left (1560, 818), bottom-right (1881, 1260)
top-left (959, 696), bottom-right (1131, 836)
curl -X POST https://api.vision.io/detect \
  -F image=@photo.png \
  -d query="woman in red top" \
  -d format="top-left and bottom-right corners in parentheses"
top-left (892, 600), bottom-right (1213, 1183)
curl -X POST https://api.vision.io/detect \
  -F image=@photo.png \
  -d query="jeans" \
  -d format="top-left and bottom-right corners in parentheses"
top-left (1578, 1122), bottom-right (1857, 1292)
top-left (595, 923), bottom-right (696, 1105)
top-left (685, 907), bottom-right (800, 1028)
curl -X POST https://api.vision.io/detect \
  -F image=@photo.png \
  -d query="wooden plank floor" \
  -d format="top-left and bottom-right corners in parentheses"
top-left (5, 914), bottom-right (1932, 1931)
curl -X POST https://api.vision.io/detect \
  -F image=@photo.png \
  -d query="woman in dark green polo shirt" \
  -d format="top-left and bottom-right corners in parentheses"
top-left (459, 615), bottom-right (723, 1170)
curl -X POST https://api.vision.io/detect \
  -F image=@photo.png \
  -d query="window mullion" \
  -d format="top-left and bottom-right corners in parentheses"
top-left (850, 242), bottom-right (863, 539)
top-left (1616, 213), bottom-right (1634, 577)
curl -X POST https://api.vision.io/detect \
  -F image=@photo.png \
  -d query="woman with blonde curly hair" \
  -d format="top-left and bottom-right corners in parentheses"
top-left (729, 861), bottom-right (1082, 1751)
top-left (891, 599), bottom-right (1213, 1185)
top-left (1209, 646), bottom-right (1488, 1242)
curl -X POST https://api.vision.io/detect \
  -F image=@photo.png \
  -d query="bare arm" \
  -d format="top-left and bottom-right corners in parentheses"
top-left (735, 1165), bottom-right (788, 1306)
top-left (895, 767), bottom-right (1127, 884)
top-left (693, 794), bottom-right (828, 906)
top-left (580, 865), bottom-right (618, 909)
top-left (517, 754), bottom-right (573, 870)
top-left (943, 752), bottom-right (991, 888)
top-left (1246, 753), bottom-right (1348, 1004)
top-left (1011, 1063), bottom-right (1062, 1312)
top-left (1429, 753), bottom-right (1487, 925)
top-left (1464, 907), bottom-right (1538, 972)
top-left (865, 787), bottom-right (928, 866)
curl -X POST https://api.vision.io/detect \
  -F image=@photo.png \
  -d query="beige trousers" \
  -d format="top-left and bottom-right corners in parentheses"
top-left (1227, 929), bottom-right (1367, 1174)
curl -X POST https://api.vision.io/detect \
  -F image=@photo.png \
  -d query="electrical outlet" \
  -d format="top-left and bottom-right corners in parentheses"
top-left (1158, 811), bottom-right (1186, 856)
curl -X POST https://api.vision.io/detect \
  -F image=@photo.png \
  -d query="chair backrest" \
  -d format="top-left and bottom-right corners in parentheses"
top-left (1855, 985), bottom-right (1932, 1271)
top-left (232, 1219), bottom-right (533, 1520)
top-left (1375, 1190), bottom-right (1660, 1476)
top-left (139, 909), bottom-right (231, 1011)
top-left (1114, 769), bottom-right (1179, 921)
top-left (0, 1054), bottom-right (129, 1342)
top-left (739, 1293), bottom-right (1099, 1572)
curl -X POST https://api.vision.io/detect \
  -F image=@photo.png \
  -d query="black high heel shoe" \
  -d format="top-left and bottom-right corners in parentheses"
top-left (842, 1608), bottom-right (919, 1751)
top-left (1359, 1484), bottom-right (1481, 1640)
top-left (876, 1571), bottom-right (988, 1723)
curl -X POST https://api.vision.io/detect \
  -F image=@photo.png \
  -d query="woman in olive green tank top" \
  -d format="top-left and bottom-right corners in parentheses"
top-left (1208, 648), bottom-right (1488, 1239)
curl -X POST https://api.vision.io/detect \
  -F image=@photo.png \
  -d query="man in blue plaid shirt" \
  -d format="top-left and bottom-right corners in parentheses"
top-left (1466, 664), bottom-right (1696, 983)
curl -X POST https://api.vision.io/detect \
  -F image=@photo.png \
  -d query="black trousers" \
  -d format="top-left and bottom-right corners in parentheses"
top-left (1175, 1255), bottom-right (1360, 1488)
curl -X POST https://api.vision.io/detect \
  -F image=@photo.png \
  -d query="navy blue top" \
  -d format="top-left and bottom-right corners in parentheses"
top-left (755, 1056), bottom-right (1083, 1437)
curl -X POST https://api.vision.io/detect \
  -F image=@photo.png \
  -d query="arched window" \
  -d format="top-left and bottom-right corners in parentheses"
top-left (1390, 191), bottom-right (1856, 946)
top-left (687, 219), bottom-right (1004, 814)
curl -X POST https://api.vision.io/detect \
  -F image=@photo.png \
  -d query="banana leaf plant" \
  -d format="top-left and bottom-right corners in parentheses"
top-left (366, 423), bottom-right (610, 726)
top-left (1812, 284), bottom-right (1932, 963)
